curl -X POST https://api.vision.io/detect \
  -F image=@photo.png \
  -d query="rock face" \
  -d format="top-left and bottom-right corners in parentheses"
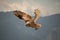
top-left (0, 12), bottom-right (60, 40)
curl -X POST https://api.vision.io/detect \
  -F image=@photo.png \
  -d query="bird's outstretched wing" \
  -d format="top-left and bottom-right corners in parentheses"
top-left (33, 9), bottom-right (40, 22)
top-left (13, 10), bottom-right (33, 22)
top-left (25, 9), bottom-right (41, 24)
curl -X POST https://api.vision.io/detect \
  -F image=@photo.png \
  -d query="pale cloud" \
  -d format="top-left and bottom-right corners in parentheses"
top-left (0, 0), bottom-right (60, 17)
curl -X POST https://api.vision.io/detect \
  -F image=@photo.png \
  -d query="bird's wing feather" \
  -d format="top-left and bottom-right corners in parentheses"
top-left (33, 9), bottom-right (40, 22)
top-left (22, 13), bottom-right (32, 21)
top-left (13, 10), bottom-right (32, 22)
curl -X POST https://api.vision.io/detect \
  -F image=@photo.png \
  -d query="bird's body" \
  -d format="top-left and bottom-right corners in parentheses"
top-left (13, 9), bottom-right (41, 30)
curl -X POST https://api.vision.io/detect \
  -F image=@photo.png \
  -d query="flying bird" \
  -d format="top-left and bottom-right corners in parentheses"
top-left (13, 9), bottom-right (41, 30)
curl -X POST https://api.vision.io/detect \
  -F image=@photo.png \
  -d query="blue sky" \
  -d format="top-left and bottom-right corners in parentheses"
top-left (0, 0), bottom-right (60, 16)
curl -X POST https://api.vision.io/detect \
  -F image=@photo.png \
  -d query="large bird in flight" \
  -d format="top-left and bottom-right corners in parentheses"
top-left (13, 9), bottom-right (41, 30)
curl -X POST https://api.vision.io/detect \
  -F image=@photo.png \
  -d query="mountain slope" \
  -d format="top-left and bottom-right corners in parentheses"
top-left (0, 12), bottom-right (60, 40)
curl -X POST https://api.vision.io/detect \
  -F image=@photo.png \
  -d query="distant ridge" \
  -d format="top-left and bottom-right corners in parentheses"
top-left (0, 11), bottom-right (60, 17)
top-left (0, 12), bottom-right (60, 40)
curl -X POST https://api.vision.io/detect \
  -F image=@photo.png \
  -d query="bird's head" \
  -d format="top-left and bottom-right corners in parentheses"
top-left (13, 10), bottom-right (19, 17)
